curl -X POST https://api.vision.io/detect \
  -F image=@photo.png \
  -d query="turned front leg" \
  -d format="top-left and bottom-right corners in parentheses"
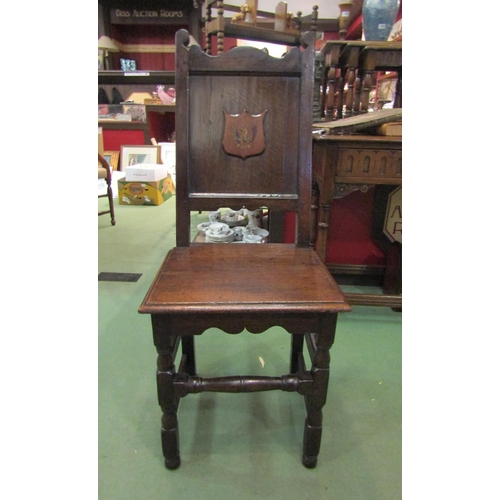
top-left (157, 350), bottom-right (181, 469)
top-left (302, 316), bottom-right (338, 468)
top-left (152, 315), bottom-right (181, 469)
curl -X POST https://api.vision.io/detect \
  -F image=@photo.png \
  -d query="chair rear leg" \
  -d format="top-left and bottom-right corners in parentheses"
top-left (290, 334), bottom-right (304, 374)
top-left (181, 336), bottom-right (196, 376)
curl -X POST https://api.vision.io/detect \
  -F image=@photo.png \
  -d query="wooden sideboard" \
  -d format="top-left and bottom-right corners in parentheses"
top-left (312, 134), bottom-right (402, 308)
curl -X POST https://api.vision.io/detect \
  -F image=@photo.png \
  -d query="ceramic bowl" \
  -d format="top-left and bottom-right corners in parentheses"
top-left (244, 234), bottom-right (264, 244)
top-left (250, 228), bottom-right (269, 242)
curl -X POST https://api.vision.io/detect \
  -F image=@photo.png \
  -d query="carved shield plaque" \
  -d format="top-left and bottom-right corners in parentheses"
top-left (222, 110), bottom-right (267, 159)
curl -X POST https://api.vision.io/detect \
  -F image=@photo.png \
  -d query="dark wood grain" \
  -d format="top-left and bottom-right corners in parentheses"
top-left (139, 29), bottom-right (351, 470)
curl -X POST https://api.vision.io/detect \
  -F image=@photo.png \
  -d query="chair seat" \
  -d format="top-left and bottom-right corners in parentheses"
top-left (139, 244), bottom-right (351, 316)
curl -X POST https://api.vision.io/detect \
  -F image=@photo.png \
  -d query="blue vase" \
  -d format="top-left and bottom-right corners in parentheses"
top-left (362, 0), bottom-right (400, 41)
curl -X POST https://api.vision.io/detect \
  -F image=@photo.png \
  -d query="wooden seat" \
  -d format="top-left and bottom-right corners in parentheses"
top-left (138, 29), bottom-right (351, 470)
top-left (98, 153), bottom-right (115, 225)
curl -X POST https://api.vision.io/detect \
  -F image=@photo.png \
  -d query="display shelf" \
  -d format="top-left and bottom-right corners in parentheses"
top-left (145, 104), bottom-right (176, 114)
top-left (98, 70), bottom-right (175, 85)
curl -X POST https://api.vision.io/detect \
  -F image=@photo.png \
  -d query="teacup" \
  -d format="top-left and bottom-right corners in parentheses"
top-left (233, 226), bottom-right (244, 241)
top-left (251, 228), bottom-right (269, 243)
top-left (244, 234), bottom-right (264, 244)
top-left (208, 210), bottom-right (221, 222)
top-left (197, 222), bottom-right (211, 233)
top-left (209, 222), bottom-right (227, 234)
top-left (225, 210), bottom-right (239, 221)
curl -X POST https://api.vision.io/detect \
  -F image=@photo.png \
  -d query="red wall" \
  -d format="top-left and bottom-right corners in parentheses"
top-left (109, 24), bottom-right (182, 71)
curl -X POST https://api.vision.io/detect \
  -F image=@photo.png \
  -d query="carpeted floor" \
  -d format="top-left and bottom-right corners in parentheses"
top-left (98, 196), bottom-right (402, 499)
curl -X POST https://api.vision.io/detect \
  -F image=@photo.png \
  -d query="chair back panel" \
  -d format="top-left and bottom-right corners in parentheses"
top-left (175, 30), bottom-right (315, 246)
top-left (187, 75), bottom-right (300, 197)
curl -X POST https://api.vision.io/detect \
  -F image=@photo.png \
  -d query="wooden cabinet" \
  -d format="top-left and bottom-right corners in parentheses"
top-left (312, 134), bottom-right (402, 308)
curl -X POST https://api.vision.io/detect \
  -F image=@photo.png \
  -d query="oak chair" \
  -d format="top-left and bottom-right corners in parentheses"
top-left (139, 29), bottom-right (351, 470)
top-left (98, 153), bottom-right (115, 225)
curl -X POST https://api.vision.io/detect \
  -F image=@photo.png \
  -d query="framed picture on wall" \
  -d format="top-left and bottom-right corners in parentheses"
top-left (120, 145), bottom-right (160, 170)
top-left (103, 151), bottom-right (120, 171)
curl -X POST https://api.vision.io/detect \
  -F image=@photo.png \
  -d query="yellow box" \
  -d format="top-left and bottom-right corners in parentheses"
top-left (117, 177), bottom-right (172, 206)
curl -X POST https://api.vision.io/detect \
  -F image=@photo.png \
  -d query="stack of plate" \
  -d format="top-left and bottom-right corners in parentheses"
top-left (205, 227), bottom-right (235, 243)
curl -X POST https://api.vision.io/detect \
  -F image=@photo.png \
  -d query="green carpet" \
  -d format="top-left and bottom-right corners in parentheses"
top-left (98, 196), bottom-right (402, 499)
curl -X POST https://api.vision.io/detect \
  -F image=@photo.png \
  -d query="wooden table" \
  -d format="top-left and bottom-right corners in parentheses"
top-left (312, 134), bottom-right (402, 308)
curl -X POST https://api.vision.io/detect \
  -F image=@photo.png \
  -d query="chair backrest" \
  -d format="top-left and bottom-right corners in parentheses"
top-left (175, 29), bottom-right (315, 247)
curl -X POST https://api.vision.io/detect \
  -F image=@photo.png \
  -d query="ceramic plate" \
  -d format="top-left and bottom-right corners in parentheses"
top-left (205, 232), bottom-right (235, 243)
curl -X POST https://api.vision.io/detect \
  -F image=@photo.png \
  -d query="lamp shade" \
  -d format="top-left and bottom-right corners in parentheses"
top-left (98, 36), bottom-right (119, 52)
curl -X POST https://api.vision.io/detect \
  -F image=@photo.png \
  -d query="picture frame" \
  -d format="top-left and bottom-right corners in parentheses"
top-left (120, 58), bottom-right (137, 71)
top-left (103, 151), bottom-right (120, 171)
top-left (120, 145), bottom-right (160, 170)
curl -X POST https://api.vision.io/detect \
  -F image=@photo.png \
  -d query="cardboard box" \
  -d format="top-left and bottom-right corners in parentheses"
top-left (118, 177), bottom-right (173, 206)
top-left (125, 163), bottom-right (168, 182)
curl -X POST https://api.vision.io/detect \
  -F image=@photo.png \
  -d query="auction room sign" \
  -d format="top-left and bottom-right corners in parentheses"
top-left (383, 186), bottom-right (402, 244)
top-left (110, 7), bottom-right (187, 24)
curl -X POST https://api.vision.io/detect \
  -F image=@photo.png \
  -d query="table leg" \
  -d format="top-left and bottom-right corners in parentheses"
top-left (360, 69), bottom-right (372, 113)
top-left (353, 71), bottom-right (362, 115)
top-left (325, 65), bottom-right (337, 121)
top-left (394, 69), bottom-right (402, 108)
top-left (316, 202), bottom-right (331, 262)
top-left (310, 183), bottom-right (319, 248)
top-left (345, 67), bottom-right (356, 117)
